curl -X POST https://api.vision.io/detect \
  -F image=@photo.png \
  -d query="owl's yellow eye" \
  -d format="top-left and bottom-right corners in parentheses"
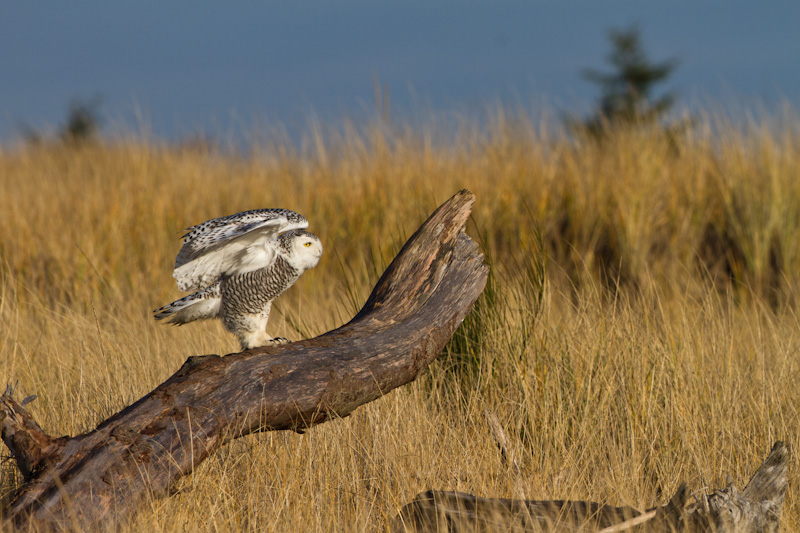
top-left (304, 242), bottom-right (312, 247)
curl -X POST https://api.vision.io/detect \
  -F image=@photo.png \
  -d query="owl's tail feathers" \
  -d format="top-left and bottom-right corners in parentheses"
top-left (154, 284), bottom-right (221, 325)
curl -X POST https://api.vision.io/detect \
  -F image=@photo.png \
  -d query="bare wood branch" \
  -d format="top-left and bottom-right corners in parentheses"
top-left (0, 393), bottom-right (65, 481)
top-left (596, 509), bottom-right (657, 532)
top-left (682, 440), bottom-right (789, 532)
top-left (392, 490), bottom-right (647, 532)
top-left (1, 190), bottom-right (488, 531)
top-left (392, 441), bottom-right (789, 533)
top-left (483, 408), bottom-right (521, 479)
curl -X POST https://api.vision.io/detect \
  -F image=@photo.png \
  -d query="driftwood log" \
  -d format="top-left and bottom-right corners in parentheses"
top-left (393, 441), bottom-right (789, 532)
top-left (0, 190), bottom-right (489, 531)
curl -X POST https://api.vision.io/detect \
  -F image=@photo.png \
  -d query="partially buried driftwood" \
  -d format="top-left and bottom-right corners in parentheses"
top-left (0, 190), bottom-right (489, 531)
top-left (393, 441), bottom-right (789, 532)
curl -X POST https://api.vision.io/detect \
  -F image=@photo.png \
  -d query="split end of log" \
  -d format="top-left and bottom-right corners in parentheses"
top-left (683, 440), bottom-right (789, 532)
top-left (1, 387), bottom-right (64, 481)
top-left (392, 441), bottom-right (789, 532)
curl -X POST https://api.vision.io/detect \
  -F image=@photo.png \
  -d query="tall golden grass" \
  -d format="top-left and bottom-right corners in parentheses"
top-left (2, 107), bottom-right (800, 530)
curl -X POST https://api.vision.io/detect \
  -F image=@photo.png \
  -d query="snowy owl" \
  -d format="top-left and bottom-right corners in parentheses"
top-left (154, 208), bottom-right (323, 349)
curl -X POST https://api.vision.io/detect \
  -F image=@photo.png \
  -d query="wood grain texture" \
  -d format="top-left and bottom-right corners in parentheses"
top-left (393, 441), bottom-right (789, 532)
top-left (1, 189), bottom-right (488, 531)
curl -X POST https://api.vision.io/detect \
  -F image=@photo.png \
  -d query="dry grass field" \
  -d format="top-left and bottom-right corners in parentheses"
top-left (2, 108), bottom-right (800, 531)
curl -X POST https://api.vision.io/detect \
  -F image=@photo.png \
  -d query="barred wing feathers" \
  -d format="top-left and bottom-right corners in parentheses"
top-left (173, 208), bottom-right (308, 292)
top-left (154, 281), bottom-right (222, 324)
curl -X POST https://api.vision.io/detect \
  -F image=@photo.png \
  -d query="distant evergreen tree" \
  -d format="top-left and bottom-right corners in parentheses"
top-left (60, 97), bottom-right (102, 144)
top-left (572, 25), bottom-right (679, 135)
top-left (18, 97), bottom-right (103, 146)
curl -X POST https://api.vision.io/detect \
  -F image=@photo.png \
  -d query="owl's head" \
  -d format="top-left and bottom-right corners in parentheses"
top-left (279, 229), bottom-right (323, 271)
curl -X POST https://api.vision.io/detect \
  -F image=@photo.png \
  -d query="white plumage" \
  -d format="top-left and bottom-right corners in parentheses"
top-left (154, 208), bottom-right (322, 349)
top-left (173, 208), bottom-right (309, 291)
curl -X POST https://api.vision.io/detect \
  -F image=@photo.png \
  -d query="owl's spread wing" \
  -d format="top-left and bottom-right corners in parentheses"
top-left (173, 208), bottom-right (308, 292)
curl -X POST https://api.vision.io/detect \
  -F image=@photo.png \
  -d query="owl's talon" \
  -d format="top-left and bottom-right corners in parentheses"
top-left (270, 337), bottom-right (290, 345)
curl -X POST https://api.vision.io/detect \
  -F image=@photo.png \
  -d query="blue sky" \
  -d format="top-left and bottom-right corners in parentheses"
top-left (2, 1), bottom-right (798, 143)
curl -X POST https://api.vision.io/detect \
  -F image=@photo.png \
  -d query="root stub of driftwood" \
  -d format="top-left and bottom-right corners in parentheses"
top-left (393, 441), bottom-right (789, 533)
top-left (1, 190), bottom-right (489, 531)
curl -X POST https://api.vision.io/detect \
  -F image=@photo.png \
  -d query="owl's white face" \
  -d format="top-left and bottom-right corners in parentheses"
top-left (288, 232), bottom-right (323, 271)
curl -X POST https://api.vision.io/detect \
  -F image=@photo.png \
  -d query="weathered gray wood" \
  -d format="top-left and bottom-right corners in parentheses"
top-left (681, 440), bottom-right (789, 532)
top-left (1, 190), bottom-right (488, 531)
top-left (393, 441), bottom-right (789, 533)
top-left (0, 385), bottom-right (66, 482)
top-left (392, 490), bottom-right (646, 532)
